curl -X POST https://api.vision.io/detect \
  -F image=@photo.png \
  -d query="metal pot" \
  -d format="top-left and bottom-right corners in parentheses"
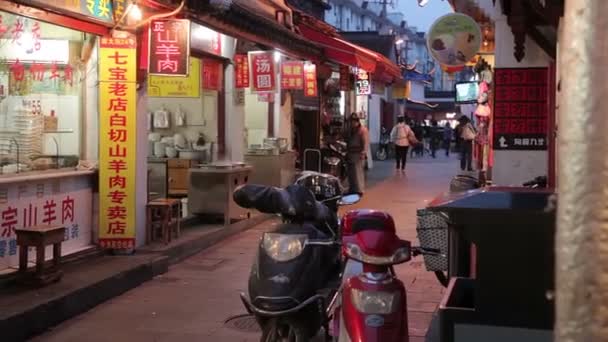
top-left (264, 137), bottom-right (288, 153)
top-left (179, 150), bottom-right (207, 161)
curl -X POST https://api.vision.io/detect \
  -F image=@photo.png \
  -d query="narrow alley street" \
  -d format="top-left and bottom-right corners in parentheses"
top-left (31, 156), bottom-right (459, 342)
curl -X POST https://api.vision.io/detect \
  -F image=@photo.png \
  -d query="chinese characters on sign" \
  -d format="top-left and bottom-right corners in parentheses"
top-left (280, 61), bottom-right (304, 90)
top-left (339, 65), bottom-right (351, 91)
top-left (99, 37), bottom-right (137, 249)
top-left (148, 58), bottom-right (201, 98)
top-left (202, 59), bottom-right (222, 91)
top-left (355, 69), bottom-right (371, 95)
top-left (493, 68), bottom-right (548, 151)
top-left (249, 51), bottom-right (276, 92)
top-left (0, 179), bottom-right (92, 271)
top-left (303, 63), bottom-right (318, 97)
top-left (149, 19), bottom-right (190, 76)
top-left (234, 54), bottom-right (249, 88)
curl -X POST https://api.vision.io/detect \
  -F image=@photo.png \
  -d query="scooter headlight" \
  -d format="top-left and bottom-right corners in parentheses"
top-left (262, 233), bottom-right (307, 262)
top-left (345, 243), bottom-right (411, 265)
top-left (351, 289), bottom-right (400, 314)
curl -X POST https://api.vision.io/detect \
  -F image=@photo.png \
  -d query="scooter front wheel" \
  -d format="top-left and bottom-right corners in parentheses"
top-left (260, 318), bottom-right (307, 342)
top-left (375, 149), bottom-right (387, 161)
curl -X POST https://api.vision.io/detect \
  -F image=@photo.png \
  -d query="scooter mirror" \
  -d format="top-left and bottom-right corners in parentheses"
top-left (339, 194), bottom-right (361, 206)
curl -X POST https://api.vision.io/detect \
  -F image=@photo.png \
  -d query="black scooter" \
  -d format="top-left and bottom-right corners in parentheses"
top-left (234, 184), bottom-right (359, 341)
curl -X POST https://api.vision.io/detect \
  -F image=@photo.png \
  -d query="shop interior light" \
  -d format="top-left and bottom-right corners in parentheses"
top-left (128, 2), bottom-right (143, 22)
top-left (395, 38), bottom-right (404, 45)
top-left (418, 0), bottom-right (431, 7)
top-left (274, 51), bottom-right (281, 63)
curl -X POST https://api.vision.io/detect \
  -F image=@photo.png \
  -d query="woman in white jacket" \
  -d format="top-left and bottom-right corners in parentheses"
top-left (390, 116), bottom-right (418, 172)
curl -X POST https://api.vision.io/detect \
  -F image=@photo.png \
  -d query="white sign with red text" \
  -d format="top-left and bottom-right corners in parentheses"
top-left (0, 177), bottom-right (93, 271)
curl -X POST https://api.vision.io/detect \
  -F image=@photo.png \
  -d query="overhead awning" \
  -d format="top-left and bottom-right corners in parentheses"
top-left (298, 25), bottom-right (377, 72)
top-left (370, 52), bottom-right (402, 84)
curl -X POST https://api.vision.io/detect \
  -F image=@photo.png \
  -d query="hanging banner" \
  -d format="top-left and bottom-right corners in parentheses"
top-left (202, 59), bottom-right (222, 91)
top-left (249, 51), bottom-right (276, 92)
top-left (493, 68), bottom-right (548, 151)
top-left (234, 54), bottom-right (249, 88)
top-left (304, 63), bottom-right (318, 97)
top-left (355, 68), bottom-right (371, 95)
top-left (281, 61), bottom-right (304, 90)
top-left (427, 13), bottom-right (481, 68)
top-left (148, 58), bottom-right (201, 97)
top-left (99, 37), bottom-right (137, 249)
top-left (149, 19), bottom-right (191, 76)
top-left (339, 65), bottom-right (351, 91)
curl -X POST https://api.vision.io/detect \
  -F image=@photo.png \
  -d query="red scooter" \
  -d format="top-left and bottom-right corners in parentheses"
top-left (329, 209), bottom-right (440, 342)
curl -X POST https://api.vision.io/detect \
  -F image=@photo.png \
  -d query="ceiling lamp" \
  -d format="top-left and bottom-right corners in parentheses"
top-left (418, 0), bottom-right (431, 7)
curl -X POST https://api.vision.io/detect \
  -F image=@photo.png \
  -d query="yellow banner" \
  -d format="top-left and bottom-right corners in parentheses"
top-left (147, 57), bottom-right (201, 98)
top-left (98, 37), bottom-right (137, 249)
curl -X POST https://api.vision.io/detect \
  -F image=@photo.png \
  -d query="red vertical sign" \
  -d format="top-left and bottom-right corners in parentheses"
top-left (202, 59), bottom-right (222, 91)
top-left (234, 54), bottom-right (249, 88)
top-left (281, 61), bottom-right (304, 89)
top-left (493, 67), bottom-right (549, 150)
top-left (304, 63), bottom-right (318, 97)
top-left (148, 19), bottom-right (190, 76)
top-left (249, 51), bottom-right (276, 92)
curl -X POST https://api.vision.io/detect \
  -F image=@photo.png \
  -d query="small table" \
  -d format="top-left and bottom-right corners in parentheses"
top-left (15, 225), bottom-right (65, 286)
top-left (146, 198), bottom-right (181, 244)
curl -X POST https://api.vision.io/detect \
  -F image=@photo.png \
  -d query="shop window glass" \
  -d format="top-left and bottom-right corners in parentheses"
top-left (0, 11), bottom-right (91, 174)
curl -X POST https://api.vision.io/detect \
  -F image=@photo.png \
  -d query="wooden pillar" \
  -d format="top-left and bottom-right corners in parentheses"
top-left (556, 0), bottom-right (608, 340)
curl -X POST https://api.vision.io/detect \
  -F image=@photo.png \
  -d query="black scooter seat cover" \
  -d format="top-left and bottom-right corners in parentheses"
top-left (234, 184), bottom-right (332, 223)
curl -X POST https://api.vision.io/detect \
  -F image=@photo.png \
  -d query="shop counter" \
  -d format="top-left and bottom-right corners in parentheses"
top-left (244, 151), bottom-right (296, 188)
top-left (188, 165), bottom-right (253, 226)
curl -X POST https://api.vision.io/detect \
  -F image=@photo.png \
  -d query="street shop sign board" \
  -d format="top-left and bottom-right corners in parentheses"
top-left (0, 178), bottom-right (93, 271)
top-left (249, 51), bottom-right (276, 92)
top-left (304, 63), bottom-right (318, 97)
top-left (18, 0), bottom-right (129, 24)
top-left (99, 37), bottom-right (137, 249)
top-left (234, 54), bottom-right (249, 88)
top-left (149, 19), bottom-right (191, 76)
top-left (427, 13), bottom-right (481, 68)
top-left (202, 59), bottom-right (222, 91)
top-left (493, 67), bottom-right (549, 151)
top-left (355, 68), bottom-right (371, 95)
top-left (190, 23), bottom-right (222, 57)
top-left (148, 57), bottom-right (201, 97)
top-left (281, 61), bottom-right (304, 90)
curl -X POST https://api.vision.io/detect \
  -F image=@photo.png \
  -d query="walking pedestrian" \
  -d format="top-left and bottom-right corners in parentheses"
top-left (457, 116), bottom-right (476, 171)
top-left (443, 122), bottom-right (453, 157)
top-left (346, 113), bottom-right (369, 195)
top-left (430, 119), bottom-right (440, 158)
top-left (390, 116), bottom-right (418, 172)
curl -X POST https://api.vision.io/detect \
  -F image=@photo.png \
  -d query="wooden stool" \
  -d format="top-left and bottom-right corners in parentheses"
top-left (146, 198), bottom-right (181, 244)
top-left (15, 225), bottom-right (65, 286)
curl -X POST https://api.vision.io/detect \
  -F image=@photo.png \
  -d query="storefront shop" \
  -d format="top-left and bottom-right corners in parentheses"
top-left (0, 2), bottom-right (116, 272)
top-left (144, 20), bottom-right (231, 199)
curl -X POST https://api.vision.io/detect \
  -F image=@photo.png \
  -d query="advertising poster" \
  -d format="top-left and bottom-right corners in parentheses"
top-left (98, 37), bottom-right (137, 249)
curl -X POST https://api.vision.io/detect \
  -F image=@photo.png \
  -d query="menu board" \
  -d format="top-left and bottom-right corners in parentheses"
top-left (493, 68), bottom-right (549, 151)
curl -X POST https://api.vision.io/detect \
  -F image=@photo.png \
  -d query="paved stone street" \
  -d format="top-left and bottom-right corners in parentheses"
top-left (31, 156), bottom-right (460, 342)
